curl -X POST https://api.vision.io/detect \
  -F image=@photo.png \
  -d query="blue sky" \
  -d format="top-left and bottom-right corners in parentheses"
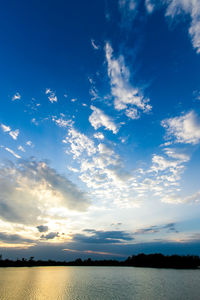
top-left (0, 0), bottom-right (200, 260)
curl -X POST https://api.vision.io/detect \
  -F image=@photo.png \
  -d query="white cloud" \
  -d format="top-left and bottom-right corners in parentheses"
top-left (164, 148), bottom-right (190, 162)
top-left (162, 190), bottom-right (200, 204)
top-left (64, 127), bottom-right (96, 159)
top-left (68, 166), bottom-right (79, 173)
top-left (12, 92), bottom-right (21, 101)
top-left (132, 146), bottom-right (191, 202)
top-left (18, 146), bottom-right (25, 152)
top-left (9, 129), bottom-right (19, 140)
top-left (98, 143), bottom-right (115, 156)
top-left (90, 86), bottom-right (100, 101)
top-left (146, 0), bottom-right (200, 54)
top-left (151, 154), bottom-right (181, 172)
top-left (0, 159), bottom-right (90, 224)
top-left (4, 147), bottom-right (21, 159)
top-left (105, 42), bottom-right (152, 118)
top-left (78, 142), bottom-right (137, 206)
top-left (184, 190), bottom-right (200, 203)
top-left (31, 118), bottom-right (38, 126)
top-left (151, 147), bottom-right (190, 172)
top-left (26, 141), bottom-right (32, 146)
top-left (145, 0), bottom-right (154, 13)
top-left (63, 125), bottom-right (191, 207)
top-left (62, 121), bottom-right (192, 208)
top-left (52, 116), bottom-right (74, 128)
top-left (120, 0), bottom-right (200, 53)
top-left (165, 0), bottom-right (200, 52)
top-left (125, 107), bottom-right (140, 119)
top-left (45, 88), bottom-right (58, 103)
top-left (88, 77), bottom-right (100, 101)
top-left (1, 124), bottom-right (11, 132)
top-left (91, 39), bottom-right (100, 50)
top-left (1, 124), bottom-right (19, 140)
top-left (161, 111), bottom-right (200, 144)
top-left (63, 128), bottom-right (137, 206)
top-left (93, 132), bottom-right (105, 140)
top-left (189, 17), bottom-right (200, 53)
top-left (89, 105), bottom-right (119, 134)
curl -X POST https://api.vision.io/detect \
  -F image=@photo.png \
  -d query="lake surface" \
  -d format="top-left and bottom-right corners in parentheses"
top-left (0, 266), bottom-right (199, 300)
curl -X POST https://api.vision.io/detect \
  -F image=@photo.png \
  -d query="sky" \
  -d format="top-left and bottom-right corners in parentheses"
top-left (0, 0), bottom-right (200, 260)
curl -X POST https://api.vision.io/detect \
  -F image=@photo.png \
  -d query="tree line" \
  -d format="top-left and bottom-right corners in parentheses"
top-left (0, 253), bottom-right (200, 269)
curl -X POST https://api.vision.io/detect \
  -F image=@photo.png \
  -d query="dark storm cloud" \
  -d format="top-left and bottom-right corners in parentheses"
top-left (73, 229), bottom-right (134, 244)
top-left (41, 232), bottom-right (59, 240)
top-left (0, 232), bottom-right (34, 244)
top-left (37, 225), bottom-right (49, 233)
top-left (74, 224), bottom-right (178, 245)
top-left (135, 223), bottom-right (178, 235)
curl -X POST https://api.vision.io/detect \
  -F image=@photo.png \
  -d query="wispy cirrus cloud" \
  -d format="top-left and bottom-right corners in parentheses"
top-left (118, 0), bottom-right (200, 53)
top-left (4, 147), bottom-right (21, 159)
top-left (143, 0), bottom-right (200, 53)
top-left (105, 42), bottom-right (152, 119)
top-left (63, 248), bottom-right (124, 257)
top-left (164, 0), bottom-right (200, 54)
top-left (91, 39), bottom-right (100, 50)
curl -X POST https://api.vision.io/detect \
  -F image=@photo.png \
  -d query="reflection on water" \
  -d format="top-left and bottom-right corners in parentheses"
top-left (0, 266), bottom-right (199, 300)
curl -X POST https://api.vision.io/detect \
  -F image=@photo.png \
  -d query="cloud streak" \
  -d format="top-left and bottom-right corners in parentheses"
top-left (105, 42), bottom-right (152, 119)
top-left (73, 229), bottom-right (134, 244)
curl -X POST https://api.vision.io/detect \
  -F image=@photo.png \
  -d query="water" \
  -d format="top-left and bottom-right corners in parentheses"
top-left (0, 266), bottom-right (199, 300)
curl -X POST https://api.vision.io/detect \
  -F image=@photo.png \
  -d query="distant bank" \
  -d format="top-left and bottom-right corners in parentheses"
top-left (0, 253), bottom-right (200, 269)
